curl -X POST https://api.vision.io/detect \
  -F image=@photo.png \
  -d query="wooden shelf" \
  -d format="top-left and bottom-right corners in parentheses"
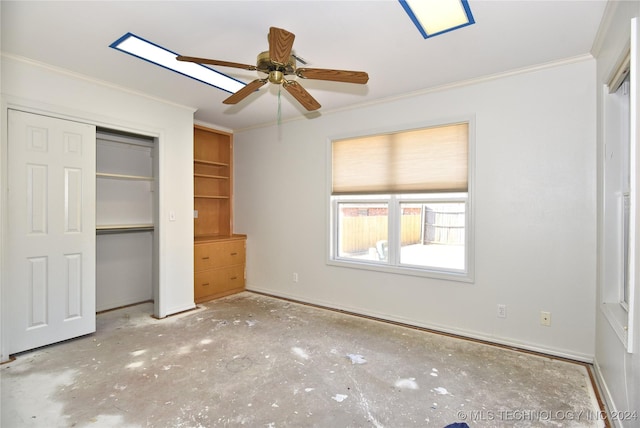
top-left (194, 173), bottom-right (229, 180)
top-left (97, 172), bottom-right (154, 181)
top-left (194, 159), bottom-right (229, 167)
top-left (195, 195), bottom-right (229, 199)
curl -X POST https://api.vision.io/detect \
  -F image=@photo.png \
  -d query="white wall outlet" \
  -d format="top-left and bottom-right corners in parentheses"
top-left (169, 210), bottom-right (176, 221)
top-left (541, 311), bottom-right (551, 326)
top-left (497, 304), bottom-right (507, 318)
top-left (292, 272), bottom-right (299, 283)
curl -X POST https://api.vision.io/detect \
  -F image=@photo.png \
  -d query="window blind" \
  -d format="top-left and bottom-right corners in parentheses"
top-left (332, 122), bottom-right (468, 195)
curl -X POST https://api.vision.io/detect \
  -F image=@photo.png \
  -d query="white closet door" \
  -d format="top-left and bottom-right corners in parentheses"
top-left (7, 109), bottom-right (96, 354)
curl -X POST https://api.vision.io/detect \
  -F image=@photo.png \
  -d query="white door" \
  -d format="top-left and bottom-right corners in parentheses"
top-left (7, 109), bottom-right (96, 354)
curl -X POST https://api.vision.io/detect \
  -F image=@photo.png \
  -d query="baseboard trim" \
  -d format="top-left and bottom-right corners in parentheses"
top-left (593, 360), bottom-right (618, 428)
top-left (96, 299), bottom-right (153, 315)
top-left (246, 286), bottom-right (592, 362)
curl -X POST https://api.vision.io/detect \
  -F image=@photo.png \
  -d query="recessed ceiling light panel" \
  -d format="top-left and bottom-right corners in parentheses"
top-left (110, 33), bottom-right (245, 94)
top-left (399, 0), bottom-right (475, 39)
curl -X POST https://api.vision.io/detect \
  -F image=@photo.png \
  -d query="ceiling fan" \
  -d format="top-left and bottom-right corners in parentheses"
top-left (177, 27), bottom-right (369, 111)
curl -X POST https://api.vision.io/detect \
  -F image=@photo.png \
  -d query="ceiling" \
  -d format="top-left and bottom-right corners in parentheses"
top-left (1, 1), bottom-right (608, 131)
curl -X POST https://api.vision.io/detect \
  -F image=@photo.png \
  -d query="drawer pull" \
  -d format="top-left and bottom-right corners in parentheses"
top-left (230, 252), bottom-right (238, 256)
top-left (201, 256), bottom-right (210, 260)
top-left (230, 276), bottom-right (238, 280)
top-left (201, 283), bottom-right (210, 286)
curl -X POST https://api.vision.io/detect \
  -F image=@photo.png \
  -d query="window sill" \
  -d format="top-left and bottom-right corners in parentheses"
top-left (327, 258), bottom-right (474, 283)
top-left (601, 301), bottom-right (630, 351)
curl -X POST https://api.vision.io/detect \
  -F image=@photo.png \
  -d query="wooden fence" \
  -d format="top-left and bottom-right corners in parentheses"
top-left (423, 208), bottom-right (465, 245)
top-left (340, 215), bottom-right (421, 254)
top-left (340, 209), bottom-right (464, 255)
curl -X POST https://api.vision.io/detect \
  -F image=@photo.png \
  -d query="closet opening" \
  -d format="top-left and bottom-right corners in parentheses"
top-left (95, 128), bottom-right (159, 317)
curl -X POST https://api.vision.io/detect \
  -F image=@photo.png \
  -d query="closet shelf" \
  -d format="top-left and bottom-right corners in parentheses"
top-left (194, 159), bottom-right (229, 167)
top-left (96, 224), bottom-right (155, 235)
top-left (97, 172), bottom-right (154, 181)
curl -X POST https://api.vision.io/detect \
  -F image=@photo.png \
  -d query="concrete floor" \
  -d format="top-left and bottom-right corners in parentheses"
top-left (2, 292), bottom-right (605, 428)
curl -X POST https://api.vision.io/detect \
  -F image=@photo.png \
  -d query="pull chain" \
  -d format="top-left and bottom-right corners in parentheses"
top-left (277, 87), bottom-right (282, 125)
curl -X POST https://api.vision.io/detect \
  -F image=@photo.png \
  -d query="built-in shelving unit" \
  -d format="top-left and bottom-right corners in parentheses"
top-left (193, 125), bottom-right (234, 237)
top-left (193, 125), bottom-right (246, 303)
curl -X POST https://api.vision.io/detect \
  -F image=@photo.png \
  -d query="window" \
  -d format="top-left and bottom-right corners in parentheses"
top-left (602, 40), bottom-right (635, 352)
top-left (329, 121), bottom-right (473, 281)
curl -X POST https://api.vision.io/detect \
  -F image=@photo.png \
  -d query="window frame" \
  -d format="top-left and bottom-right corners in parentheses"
top-left (327, 117), bottom-right (475, 283)
top-left (602, 69), bottom-right (633, 350)
top-left (619, 73), bottom-right (632, 312)
top-left (600, 20), bottom-right (637, 353)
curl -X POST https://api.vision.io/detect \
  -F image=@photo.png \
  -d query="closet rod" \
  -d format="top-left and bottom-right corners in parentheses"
top-left (96, 225), bottom-right (154, 235)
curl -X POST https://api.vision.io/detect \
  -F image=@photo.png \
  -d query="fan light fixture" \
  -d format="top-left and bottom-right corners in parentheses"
top-left (109, 33), bottom-right (245, 94)
top-left (399, 0), bottom-right (475, 39)
top-left (176, 27), bottom-right (369, 111)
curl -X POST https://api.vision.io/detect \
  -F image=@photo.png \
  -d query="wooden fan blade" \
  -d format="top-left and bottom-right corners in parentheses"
top-left (223, 79), bottom-right (267, 105)
top-left (268, 27), bottom-right (295, 65)
top-left (296, 68), bottom-right (369, 84)
top-left (283, 80), bottom-right (321, 111)
top-left (177, 55), bottom-right (257, 71)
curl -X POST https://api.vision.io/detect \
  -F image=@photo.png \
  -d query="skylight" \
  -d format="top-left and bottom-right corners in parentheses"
top-left (399, 0), bottom-right (475, 39)
top-left (110, 33), bottom-right (245, 94)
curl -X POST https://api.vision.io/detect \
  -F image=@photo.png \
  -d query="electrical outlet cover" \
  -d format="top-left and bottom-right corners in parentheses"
top-left (497, 304), bottom-right (507, 318)
top-left (541, 311), bottom-right (551, 326)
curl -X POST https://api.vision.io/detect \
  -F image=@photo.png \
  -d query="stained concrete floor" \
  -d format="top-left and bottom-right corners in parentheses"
top-left (2, 292), bottom-right (604, 428)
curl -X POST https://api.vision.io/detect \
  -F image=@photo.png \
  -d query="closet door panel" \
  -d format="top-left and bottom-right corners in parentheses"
top-left (26, 164), bottom-right (48, 234)
top-left (64, 168), bottom-right (83, 232)
top-left (7, 109), bottom-right (96, 354)
top-left (64, 253), bottom-right (83, 319)
top-left (27, 256), bottom-right (48, 328)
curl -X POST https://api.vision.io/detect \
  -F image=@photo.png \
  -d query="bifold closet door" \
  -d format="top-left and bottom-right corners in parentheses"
top-left (7, 109), bottom-right (96, 354)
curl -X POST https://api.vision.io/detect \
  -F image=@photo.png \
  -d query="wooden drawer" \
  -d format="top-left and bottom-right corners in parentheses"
top-left (194, 239), bottom-right (245, 272)
top-left (194, 265), bottom-right (245, 301)
top-left (217, 264), bottom-right (245, 294)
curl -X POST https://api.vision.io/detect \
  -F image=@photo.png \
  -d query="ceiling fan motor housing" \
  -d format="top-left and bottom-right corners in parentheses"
top-left (257, 51), bottom-right (297, 83)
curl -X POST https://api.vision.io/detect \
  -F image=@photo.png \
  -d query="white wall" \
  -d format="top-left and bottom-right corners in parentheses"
top-left (0, 55), bottom-right (196, 360)
top-left (96, 232), bottom-right (154, 312)
top-left (593, 1), bottom-right (640, 425)
top-left (234, 58), bottom-right (597, 361)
